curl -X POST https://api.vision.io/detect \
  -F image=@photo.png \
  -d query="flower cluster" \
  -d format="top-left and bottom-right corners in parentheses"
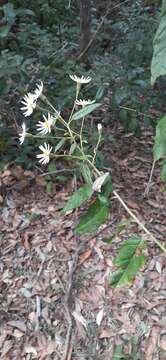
top-left (19, 75), bottom-right (94, 165)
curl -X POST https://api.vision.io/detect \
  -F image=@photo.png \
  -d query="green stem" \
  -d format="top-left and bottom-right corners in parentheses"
top-left (42, 95), bottom-right (68, 128)
top-left (52, 154), bottom-right (84, 160)
top-left (26, 133), bottom-right (68, 140)
top-left (92, 132), bottom-right (101, 164)
top-left (144, 160), bottom-right (156, 197)
top-left (119, 105), bottom-right (155, 119)
top-left (68, 85), bottom-right (80, 124)
top-left (80, 117), bottom-right (85, 152)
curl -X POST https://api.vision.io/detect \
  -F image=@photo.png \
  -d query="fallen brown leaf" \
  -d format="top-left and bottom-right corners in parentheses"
top-left (99, 328), bottom-right (113, 339)
top-left (7, 320), bottom-right (27, 333)
top-left (79, 249), bottom-right (92, 265)
top-left (1, 340), bottom-right (13, 358)
top-left (35, 175), bottom-right (47, 187)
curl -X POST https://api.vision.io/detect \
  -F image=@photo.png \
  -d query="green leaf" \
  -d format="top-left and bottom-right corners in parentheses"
top-left (0, 25), bottom-right (11, 38)
top-left (101, 175), bottom-right (112, 197)
top-left (112, 344), bottom-right (123, 360)
top-left (54, 138), bottom-right (65, 153)
top-left (110, 255), bottom-right (146, 288)
top-left (72, 103), bottom-right (101, 121)
top-left (75, 198), bottom-right (109, 234)
top-left (113, 237), bottom-right (142, 268)
top-left (109, 270), bottom-right (124, 287)
top-left (69, 143), bottom-right (77, 155)
top-left (161, 159), bottom-right (166, 181)
top-left (62, 184), bottom-right (93, 213)
top-left (153, 116), bottom-right (166, 161)
top-left (109, 236), bottom-right (146, 288)
top-left (151, 1), bottom-right (166, 84)
top-left (95, 86), bottom-right (105, 101)
top-left (16, 8), bottom-right (35, 16)
top-left (80, 163), bottom-right (92, 185)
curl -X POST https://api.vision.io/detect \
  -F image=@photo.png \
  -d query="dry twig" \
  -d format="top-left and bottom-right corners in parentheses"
top-left (62, 176), bottom-right (82, 360)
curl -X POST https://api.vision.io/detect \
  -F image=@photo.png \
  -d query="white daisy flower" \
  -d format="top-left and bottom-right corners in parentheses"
top-left (34, 81), bottom-right (43, 99)
top-left (20, 92), bottom-right (37, 117)
top-left (19, 122), bottom-right (27, 145)
top-left (69, 74), bottom-right (91, 84)
top-left (36, 143), bottom-right (52, 165)
top-left (36, 113), bottom-right (54, 135)
top-left (75, 99), bottom-right (95, 107)
top-left (97, 123), bottom-right (102, 132)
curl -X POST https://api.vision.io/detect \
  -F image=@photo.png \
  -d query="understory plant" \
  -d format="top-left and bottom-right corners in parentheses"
top-left (19, 75), bottom-right (166, 288)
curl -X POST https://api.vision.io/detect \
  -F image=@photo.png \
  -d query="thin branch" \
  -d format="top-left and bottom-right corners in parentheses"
top-left (144, 160), bottom-right (156, 197)
top-left (119, 105), bottom-right (155, 120)
top-left (113, 190), bottom-right (166, 253)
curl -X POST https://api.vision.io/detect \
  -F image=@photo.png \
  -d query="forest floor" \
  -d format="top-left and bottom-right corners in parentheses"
top-left (0, 123), bottom-right (166, 360)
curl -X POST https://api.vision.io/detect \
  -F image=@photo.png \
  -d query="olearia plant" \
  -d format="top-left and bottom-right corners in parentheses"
top-left (19, 75), bottom-right (166, 288)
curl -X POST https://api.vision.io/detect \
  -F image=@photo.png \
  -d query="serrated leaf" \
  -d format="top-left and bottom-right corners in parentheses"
top-left (113, 237), bottom-right (142, 268)
top-left (151, 1), bottom-right (166, 84)
top-left (75, 198), bottom-right (109, 234)
top-left (153, 116), bottom-right (166, 161)
top-left (62, 184), bottom-right (93, 213)
top-left (109, 236), bottom-right (146, 288)
top-left (72, 103), bottom-right (101, 120)
top-left (110, 255), bottom-right (146, 288)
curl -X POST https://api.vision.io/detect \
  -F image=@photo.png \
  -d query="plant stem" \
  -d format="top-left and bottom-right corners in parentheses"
top-left (42, 95), bottom-right (68, 128)
top-left (113, 190), bottom-right (166, 253)
top-left (80, 117), bottom-right (85, 151)
top-left (144, 160), bottom-right (156, 197)
top-left (68, 85), bottom-right (80, 124)
top-left (86, 158), bottom-right (101, 176)
top-left (52, 154), bottom-right (84, 161)
top-left (119, 105), bottom-right (155, 119)
top-left (92, 131), bottom-right (102, 164)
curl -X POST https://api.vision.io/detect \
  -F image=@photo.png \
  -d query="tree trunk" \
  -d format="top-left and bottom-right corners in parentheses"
top-left (79, 0), bottom-right (91, 64)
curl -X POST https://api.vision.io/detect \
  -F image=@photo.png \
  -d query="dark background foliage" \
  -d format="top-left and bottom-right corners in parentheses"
top-left (0, 0), bottom-right (164, 168)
